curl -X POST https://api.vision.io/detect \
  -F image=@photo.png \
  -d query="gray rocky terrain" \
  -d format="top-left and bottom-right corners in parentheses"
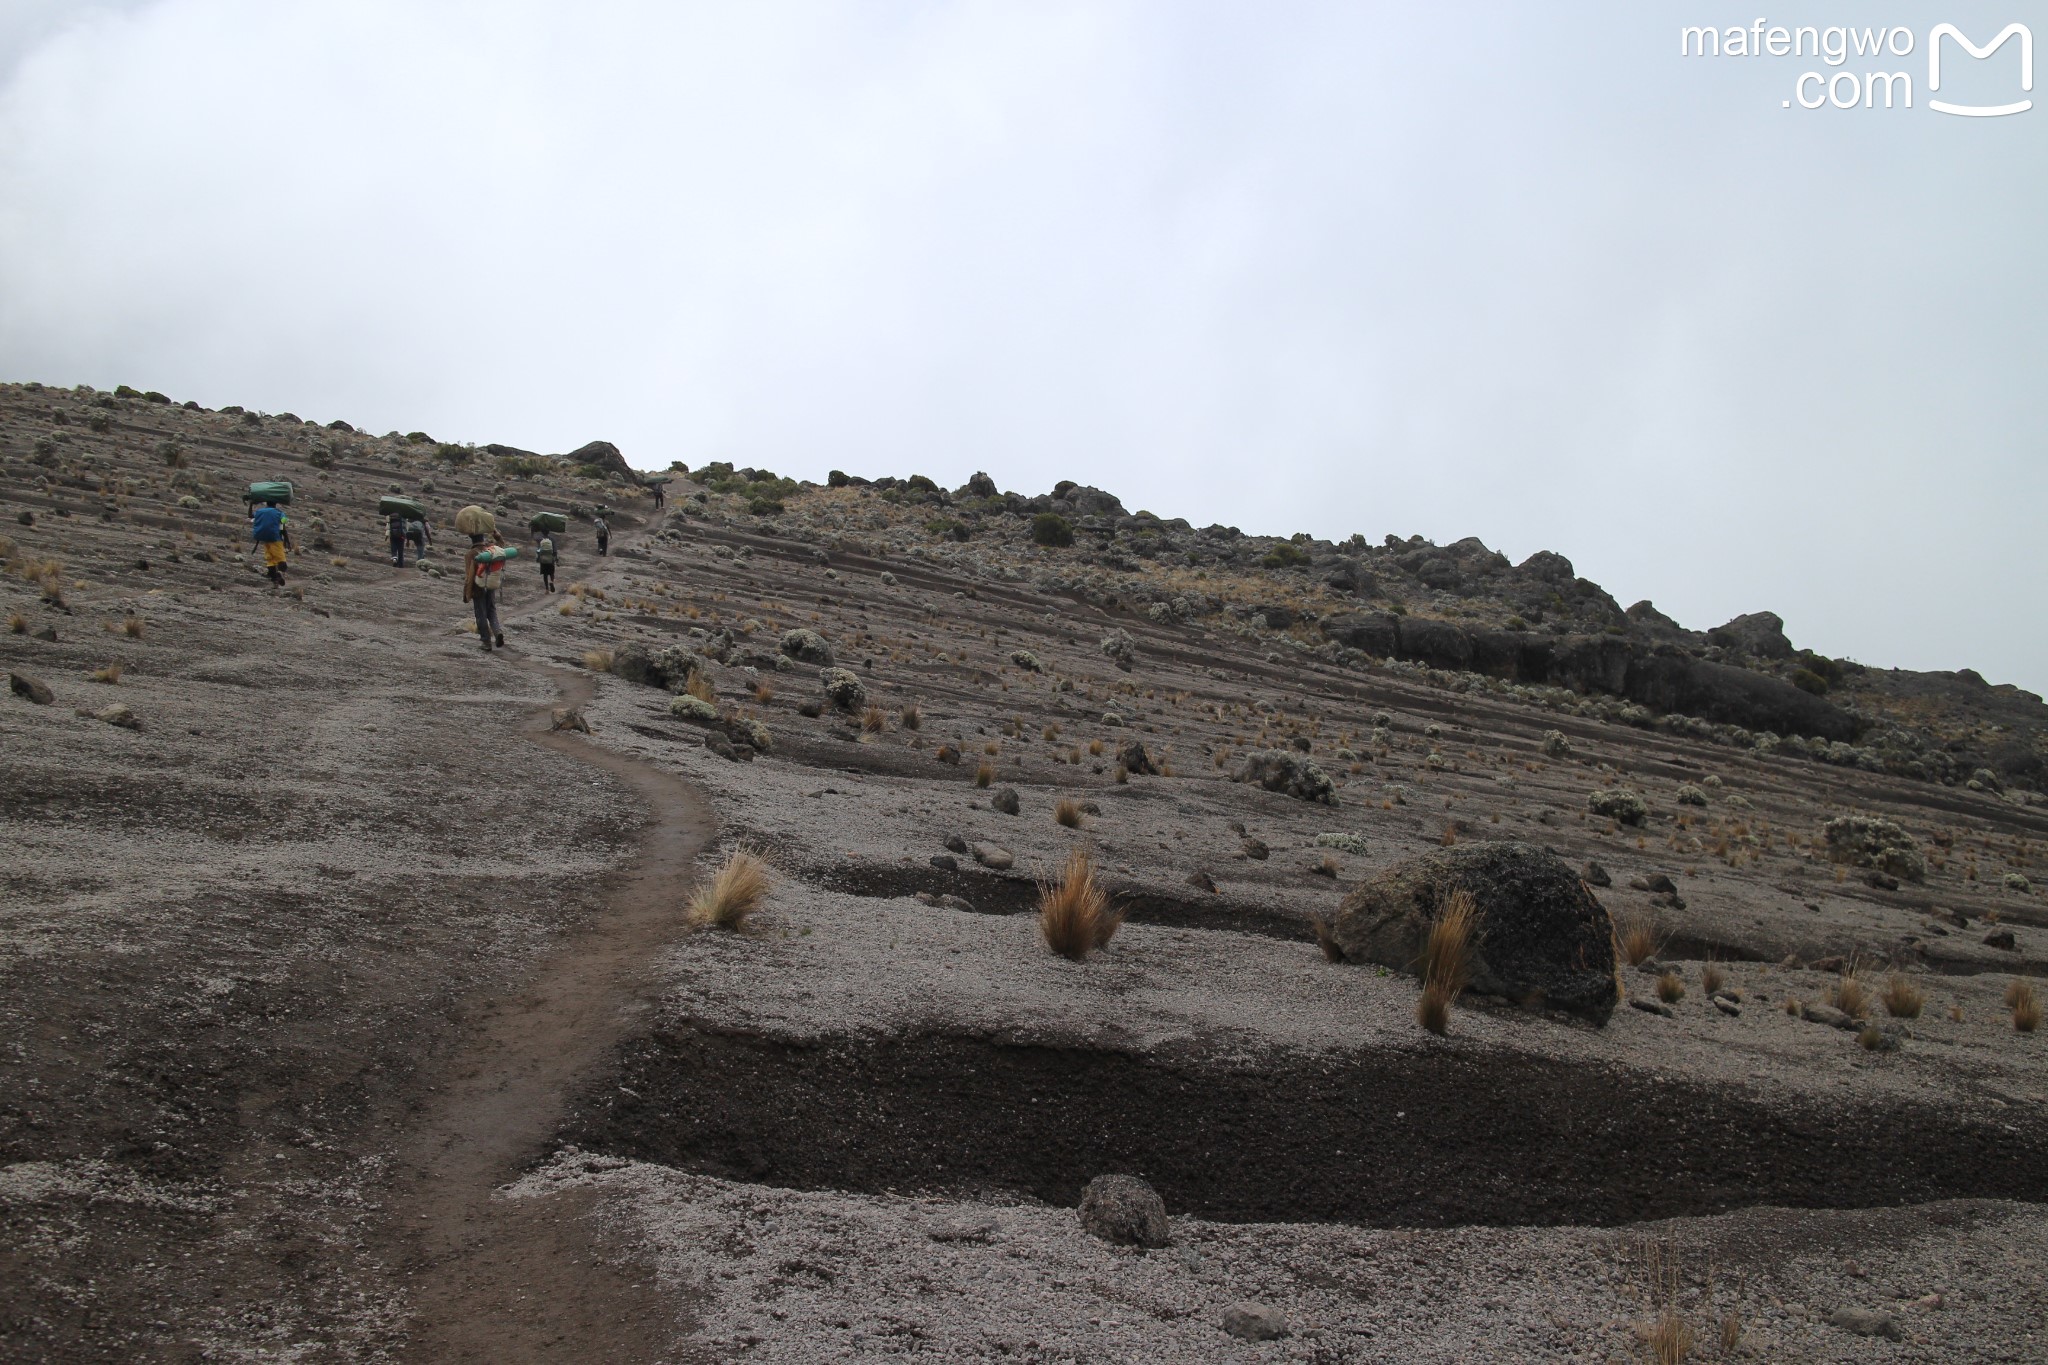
top-left (2, 379), bottom-right (2044, 1362)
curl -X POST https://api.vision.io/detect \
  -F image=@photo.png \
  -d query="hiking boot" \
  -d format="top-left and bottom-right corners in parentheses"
top-left (494, 634), bottom-right (506, 648)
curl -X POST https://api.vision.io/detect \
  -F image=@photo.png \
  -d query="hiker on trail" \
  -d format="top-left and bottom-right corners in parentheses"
top-left (535, 529), bottom-right (558, 592)
top-left (594, 514), bottom-right (610, 557)
top-left (251, 500), bottom-right (291, 588)
top-left (388, 510), bottom-right (408, 567)
top-left (463, 532), bottom-right (507, 652)
top-left (650, 481), bottom-right (665, 509)
top-left (406, 516), bottom-right (431, 559)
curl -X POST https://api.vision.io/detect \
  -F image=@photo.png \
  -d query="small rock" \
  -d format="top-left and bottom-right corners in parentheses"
top-left (1220, 1303), bottom-right (1290, 1342)
top-left (1581, 860), bottom-right (1611, 888)
top-left (9, 672), bottom-right (54, 705)
top-left (1077, 1174), bottom-right (1169, 1248)
top-left (927, 1215), bottom-right (996, 1243)
top-left (991, 787), bottom-right (1020, 815)
top-left (1713, 995), bottom-right (1741, 1017)
top-left (33, 625), bottom-right (58, 641)
top-left (929, 854), bottom-right (958, 872)
top-left (1828, 1308), bottom-right (1901, 1340)
top-left (972, 844), bottom-right (1014, 871)
top-left (1631, 999), bottom-right (1675, 1018)
top-left (944, 834), bottom-right (969, 854)
top-left (1801, 1003), bottom-right (1855, 1029)
top-left (1984, 929), bottom-right (2017, 950)
top-left (1117, 739), bottom-right (1157, 776)
top-left (550, 706), bottom-right (591, 733)
top-left (1187, 870), bottom-right (1217, 894)
top-left (96, 703), bottom-right (139, 729)
top-left (1865, 870), bottom-right (1900, 891)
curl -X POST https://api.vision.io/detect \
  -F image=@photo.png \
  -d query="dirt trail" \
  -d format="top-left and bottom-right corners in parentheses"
top-left (378, 535), bottom-right (718, 1363)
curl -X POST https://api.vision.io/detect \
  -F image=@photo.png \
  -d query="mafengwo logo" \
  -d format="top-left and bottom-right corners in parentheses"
top-left (1680, 20), bottom-right (2032, 113)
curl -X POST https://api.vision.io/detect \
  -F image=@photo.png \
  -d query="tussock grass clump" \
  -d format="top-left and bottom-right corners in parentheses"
top-left (1655, 971), bottom-right (1685, 1004)
top-left (1053, 797), bottom-right (1084, 828)
top-left (121, 615), bottom-right (145, 639)
top-left (1438, 824), bottom-right (1458, 847)
top-left (861, 704), bottom-right (888, 734)
top-left (1314, 852), bottom-right (1340, 878)
top-left (1881, 972), bottom-right (1924, 1019)
top-left (1310, 915), bottom-right (1344, 963)
top-left (752, 681), bottom-right (774, 703)
top-left (8, 612), bottom-right (26, 634)
top-left (1415, 889), bottom-right (1476, 1035)
top-left (1039, 850), bottom-right (1120, 960)
top-left (89, 663), bottom-right (123, 684)
top-left (1701, 960), bottom-right (1726, 997)
top-left (1830, 971), bottom-right (1869, 1020)
top-left (687, 850), bottom-right (771, 930)
top-left (1088, 738), bottom-right (1104, 756)
top-left (685, 669), bottom-right (716, 704)
top-left (1041, 723), bottom-right (1059, 741)
top-left (974, 760), bottom-right (994, 788)
top-left (1783, 996), bottom-right (1802, 1016)
top-left (1616, 913), bottom-right (1661, 967)
top-left (2012, 979), bottom-right (2041, 1033)
top-left (899, 701), bottom-right (920, 730)
top-left (983, 739), bottom-right (1001, 757)
top-left (583, 648), bottom-right (614, 672)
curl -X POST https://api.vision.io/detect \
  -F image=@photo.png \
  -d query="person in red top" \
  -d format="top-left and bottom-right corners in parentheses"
top-left (463, 532), bottom-right (507, 652)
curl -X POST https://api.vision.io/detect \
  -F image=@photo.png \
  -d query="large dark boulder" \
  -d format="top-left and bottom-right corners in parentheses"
top-left (1710, 611), bottom-right (1794, 659)
top-left (1394, 617), bottom-right (1473, 671)
top-left (1327, 841), bottom-right (1621, 1023)
top-left (562, 440), bottom-right (633, 479)
top-left (1623, 653), bottom-right (1855, 740)
top-left (1319, 611), bottom-right (1399, 656)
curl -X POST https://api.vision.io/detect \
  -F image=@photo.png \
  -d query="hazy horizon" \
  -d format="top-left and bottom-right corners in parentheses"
top-left (2, 1), bottom-right (2041, 691)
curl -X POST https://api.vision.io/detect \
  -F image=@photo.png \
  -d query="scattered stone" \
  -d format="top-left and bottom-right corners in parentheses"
top-left (1232, 749), bottom-right (1338, 806)
top-left (1077, 1174), bottom-right (1169, 1248)
top-left (1329, 841), bottom-right (1621, 1022)
top-left (549, 706), bottom-right (590, 733)
top-left (1315, 832), bottom-right (1368, 854)
top-left (972, 844), bottom-right (1014, 871)
top-left (819, 667), bottom-right (866, 711)
top-left (95, 703), bottom-right (139, 729)
top-left (1219, 1303), bottom-right (1290, 1342)
top-left (944, 834), bottom-right (969, 854)
top-left (926, 1214), bottom-right (996, 1244)
top-left (1187, 870), bottom-right (1217, 894)
top-left (1828, 1308), bottom-right (1902, 1340)
top-left (1581, 860), bottom-right (1611, 888)
top-left (1801, 1003), bottom-right (1855, 1029)
top-left (1984, 929), bottom-right (2017, 950)
top-left (1116, 739), bottom-right (1157, 776)
top-left (1865, 870), bottom-right (1900, 891)
top-left (33, 625), bottom-right (58, 642)
top-left (1713, 995), bottom-right (1742, 1017)
top-left (9, 673), bottom-right (54, 705)
top-left (928, 854), bottom-right (958, 872)
top-left (1821, 815), bottom-right (1926, 883)
top-left (1631, 999), bottom-right (1675, 1018)
top-left (1587, 788), bottom-right (1648, 826)
top-left (990, 787), bottom-right (1020, 815)
top-left (779, 627), bottom-right (834, 666)
top-left (1241, 837), bottom-right (1269, 861)
top-left (796, 699), bottom-right (824, 719)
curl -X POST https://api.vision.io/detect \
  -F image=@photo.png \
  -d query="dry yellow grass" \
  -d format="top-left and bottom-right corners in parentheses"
top-left (983, 739), bottom-right (1001, 756)
top-left (1310, 915), bottom-right (1344, 963)
top-left (1088, 738), bottom-right (1104, 756)
top-left (1041, 723), bottom-right (1059, 741)
top-left (1415, 889), bottom-right (1476, 1035)
top-left (7, 612), bottom-right (26, 634)
top-left (899, 701), bottom-right (920, 730)
top-left (687, 850), bottom-right (771, 930)
top-left (583, 648), bottom-right (614, 672)
top-left (1616, 913), bottom-right (1660, 967)
top-left (1881, 972), bottom-right (1924, 1019)
top-left (89, 663), bottom-right (122, 684)
top-left (861, 704), bottom-right (888, 734)
top-left (1831, 972), bottom-right (1869, 1019)
top-left (1655, 971), bottom-right (1685, 1004)
top-left (1038, 850), bottom-right (1120, 960)
top-left (753, 681), bottom-right (774, 704)
top-left (1314, 852), bottom-right (1339, 878)
top-left (685, 670), bottom-right (716, 704)
top-left (2013, 980), bottom-right (2041, 1033)
top-left (120, 615), bottom-right (144, 638)
top-left (1701, 960), bottom-right (1726, 997)
top-left (1438, 824), bottom-right (1458, 847)
top-left (1053, 797), bottom-right (1084, 829)
top-left (974, 761), bottom-right (994, 788)
top-left (1646, 1311), bottom-right (1694, 1365)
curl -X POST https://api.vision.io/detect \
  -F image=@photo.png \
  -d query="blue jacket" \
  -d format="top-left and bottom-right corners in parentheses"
top-left (251, 506), bottom-right (285, 543)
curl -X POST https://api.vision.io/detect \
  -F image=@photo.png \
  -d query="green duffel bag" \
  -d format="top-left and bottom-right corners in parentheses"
top-left (641, 474), bottom-right (672, 486)
top-left (245, 480), bottom-right (294, 505)
top-left (529, 511), bottom-right (567, 533)
top-left (379, 496), bottom-right (426, 521)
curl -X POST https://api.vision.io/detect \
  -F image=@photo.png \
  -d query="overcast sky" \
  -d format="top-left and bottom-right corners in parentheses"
top-left (1, 1), bottom-right (2041, 692)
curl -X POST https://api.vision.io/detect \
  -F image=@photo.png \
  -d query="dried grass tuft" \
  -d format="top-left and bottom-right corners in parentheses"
top-left (7, 612), bottom-right (25, 634)
top-left (1310, 915), bottom-right (1344, 963)
top-left (899, 701), bottom-right (920, 730)
top-left (1655, 971), bottom-right (1685, 1004)
top-left (687, 850), bottom-right (771, 930)
top-left (861, 704), bottom-right (888, 734)
top-left (1415, 889), bottom-right (1476, 1036)
top-left (1039, 850), bottom-right (1120, 960)
top-left (583, 648), bottom-right (614, 672)
top-left (1701, 960), bottom-right (1726, 997)
top-left (753, 681), bottom-right (774, 704)
top-left (2013, 979), bottom-right (2041, 1033)
top-left (1088, 738), bottom-right (1104, 756)
top-left (974, 761), bottom-right (994, 788)
top-left (1617, 913), bottom-right (1661, 967)
top-left (1053, 797), bottom-right (1084, 828)
top-left (89, 663), bottom-right (122, 684)
top-left (685, 669), bottom-right (716, 704)
top-left (1881, 972), bottom-right (1924, 1019)
top-left (1831, 971), bottom-right (1869, 1020)
top-left (121, 615), bottom-right (144, 639)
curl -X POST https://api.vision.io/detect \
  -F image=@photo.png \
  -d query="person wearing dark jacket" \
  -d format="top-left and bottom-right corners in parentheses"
top-left (388, 512), bottom-right (408, 567)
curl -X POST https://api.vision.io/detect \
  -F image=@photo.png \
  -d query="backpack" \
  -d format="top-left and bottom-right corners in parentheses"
top-left (252, 506), bottom-right (285, 543)
top-left (537, 536), bottom-right (557, 566)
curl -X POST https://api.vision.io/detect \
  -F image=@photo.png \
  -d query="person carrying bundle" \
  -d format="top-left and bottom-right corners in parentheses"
top-left (535, 529), bottom-right (558, 592)
top-left (594, 513), bottom-right (610, 557)
top-left (455, 504), bottom-right (511, 652)
top-left (251, 499), bottom-right (291, 588)
top-left (388, 510), bottom-right (408, 567)
top-left (406, 516), bottom-right (432, 559)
